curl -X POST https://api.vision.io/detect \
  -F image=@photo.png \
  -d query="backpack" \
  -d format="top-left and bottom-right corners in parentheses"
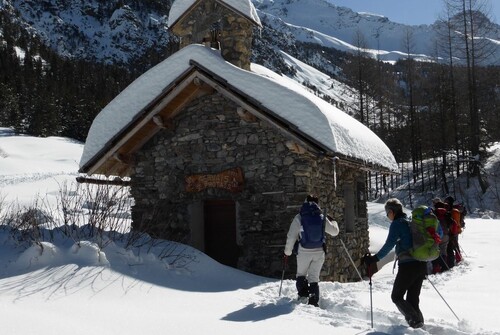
top-left (298, 202), bottom-right (325, 249)
top-left (409, 205), bottom-right (441, 261)
top-left (434, 207), bottom-right (450, 235)
top-left (450, 204), bottom-right (466, 233)
top-left (449, 218), bottom-right (461, 235)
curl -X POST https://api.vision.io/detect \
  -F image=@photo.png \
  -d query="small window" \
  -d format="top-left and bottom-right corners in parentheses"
top-left (357, 181), bottom-right (367, 218)
top-left (344, 182), bottom-right (355, 233)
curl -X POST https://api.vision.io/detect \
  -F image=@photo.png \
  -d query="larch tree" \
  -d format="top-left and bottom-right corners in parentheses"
top-left (443, 0), bottom-right (495, 192)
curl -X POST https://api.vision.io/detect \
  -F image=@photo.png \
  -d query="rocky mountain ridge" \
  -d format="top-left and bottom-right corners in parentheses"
top-left (3, 0), bottom-right (499, 66)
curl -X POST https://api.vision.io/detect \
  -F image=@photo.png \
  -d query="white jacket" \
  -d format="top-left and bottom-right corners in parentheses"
top-left (284, 213), bottom-right (340, 256)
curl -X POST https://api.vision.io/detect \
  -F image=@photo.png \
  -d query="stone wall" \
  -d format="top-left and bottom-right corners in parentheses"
top-left (320, 164), bottom-right (371, 282)
top-left (171, 0), bottom-right (254, 70)
top-left (130, 92), bottom-right (369, 281)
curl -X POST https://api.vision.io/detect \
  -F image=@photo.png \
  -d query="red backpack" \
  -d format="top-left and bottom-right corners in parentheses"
top-left (434, 207), bottom-right (450, 235)
top-left (450, 208), bottom-right (463, 234)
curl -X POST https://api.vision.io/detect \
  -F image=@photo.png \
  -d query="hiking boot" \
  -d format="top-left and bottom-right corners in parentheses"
top-left (308, 293), bottom-right (319, 307)
top-left (296, 276), bottom-right (309, 298)
top-left (308, 282), bottom-right (319, 307)
top-left (308, 298), bottom-right (319, 307)
top-left (297, 295), bottom-right (309, 304)
top-left (409, 320), bottom-right (424, 329)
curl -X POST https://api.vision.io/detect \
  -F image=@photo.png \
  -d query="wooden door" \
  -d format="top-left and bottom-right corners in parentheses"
top-left (204, 199), bottom-right (238, 267)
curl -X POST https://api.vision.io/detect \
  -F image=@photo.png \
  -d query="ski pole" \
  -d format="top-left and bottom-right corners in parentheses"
top-left (440, 255), bottom-right (451, 271)
top-left (279, 255), bottom-right (288, 297)
top-left (340, 238), bottom-right (364, 282)
top-left (342, 241), bottom-right (375, 327)
top-left (426, 275), bottom-right (460, 321)
top-left (367, 262), bottom-right (374, 329)
top-left (459, 244), bottom-right (467, 258)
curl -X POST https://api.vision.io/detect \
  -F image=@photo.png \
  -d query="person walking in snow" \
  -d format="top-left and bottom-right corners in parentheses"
top-left (431, 199), bottom-right (451, 273)
top-left (363, 198), bottom-right (427, 329)
top-left (444, 196), bottom-right (464, 266)
top-left (284, 194), bottom-right (339, 307)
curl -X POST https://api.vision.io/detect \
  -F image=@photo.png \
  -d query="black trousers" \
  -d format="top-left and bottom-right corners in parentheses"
top-left (391, 261), bottom-right (427, 323)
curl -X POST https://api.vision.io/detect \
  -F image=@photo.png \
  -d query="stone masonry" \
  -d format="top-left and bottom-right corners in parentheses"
top-left (130, 92), bottom-right (369, 281)
top-left (170, 0), bottom-right (256, 70)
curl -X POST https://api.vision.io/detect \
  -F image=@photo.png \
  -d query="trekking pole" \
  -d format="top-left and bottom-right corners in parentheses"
top-left (340, 238), bottom-right (364, 282)
top-left (342, 240), bottom-right (375, 328)
top-left (426, 275), bottom-right (460, 321)
top-left (459, 244), bottom-right (467, 258)
top-left (367, 263), bottom-right (374, 329)
top-left (439, 255), bottom-right (451, 271)
top-left (278, 255), bottom-right (288, 297)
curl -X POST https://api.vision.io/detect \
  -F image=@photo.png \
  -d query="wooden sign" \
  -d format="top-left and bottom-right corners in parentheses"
top-left (185, 167), bottom-right (244, 193)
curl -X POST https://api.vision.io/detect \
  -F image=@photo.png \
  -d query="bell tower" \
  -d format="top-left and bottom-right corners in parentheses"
top-left (168, 0), bottom-right (262, 70)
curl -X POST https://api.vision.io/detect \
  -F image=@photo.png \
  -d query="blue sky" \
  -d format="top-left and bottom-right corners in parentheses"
top-left (329, 0), bottom-right (500, 25)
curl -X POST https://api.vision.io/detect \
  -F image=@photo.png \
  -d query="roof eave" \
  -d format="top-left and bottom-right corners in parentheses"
top-left (79, 66), bottom-right (202, 176)
top-left (80, 57), bottom-right (397, 177)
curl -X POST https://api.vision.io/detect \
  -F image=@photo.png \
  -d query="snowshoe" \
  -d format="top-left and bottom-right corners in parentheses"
top-left (297, 296), bottom-right (309, 304)
top-left (408, 320), bottom-right (424, 329)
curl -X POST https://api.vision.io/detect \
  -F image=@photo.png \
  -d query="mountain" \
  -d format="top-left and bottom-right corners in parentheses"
top-left (0, 0), bottom-right (175, 65)
top-left (2, 0), bottom-right (499, 67)
top-left (253, 0), bottom-right (500, 65)
top-left (255, 0), bottom-right (433, 62)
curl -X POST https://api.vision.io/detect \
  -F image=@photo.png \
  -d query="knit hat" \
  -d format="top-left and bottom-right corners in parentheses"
top-left (434, 201), bottom-right (446, 209)
top-left (306, 194), bottom-right (319, 203)
top-left (384, 198), bottom-right (403, 215)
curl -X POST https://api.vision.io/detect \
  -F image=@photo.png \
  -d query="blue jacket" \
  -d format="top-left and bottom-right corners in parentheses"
top-left (375, 213), bottom-right (415, 264)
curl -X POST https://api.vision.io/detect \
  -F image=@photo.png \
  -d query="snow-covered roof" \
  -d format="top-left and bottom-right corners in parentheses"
top-left (80, 44), bottom-right (398, 173)
top-left (168, 0), bottom-right (261, 27)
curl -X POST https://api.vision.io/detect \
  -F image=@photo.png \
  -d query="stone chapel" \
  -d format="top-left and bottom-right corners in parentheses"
top-left (79, 0), bottom-right (398, 281)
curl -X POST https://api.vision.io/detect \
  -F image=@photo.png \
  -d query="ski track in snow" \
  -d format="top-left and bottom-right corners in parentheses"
top-left (251, 264), bottom-right (491, 335)
top-left (0, 172), bottom-right (77, 187)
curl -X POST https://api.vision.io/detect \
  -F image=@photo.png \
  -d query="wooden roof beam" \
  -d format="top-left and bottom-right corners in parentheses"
top-left (86, 71), bottom-right (203, 176)
top-left (152, 115), bottom-right (174, 129)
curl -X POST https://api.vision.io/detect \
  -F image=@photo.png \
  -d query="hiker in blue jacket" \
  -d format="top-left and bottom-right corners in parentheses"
top-left (284, 195), bottom-right (339, 307)
top-left (363, 198), bottom-right (427, 329)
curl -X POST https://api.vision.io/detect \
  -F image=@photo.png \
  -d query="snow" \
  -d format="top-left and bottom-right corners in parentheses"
top-left (0, 129), bottom-right (83, 204)
top-left (80, 44), bottom-right (398, 173)
top-left (253, 0), bottom-right (500, 65)
top-left (2, 128), bottom-right (500, 334)
top-left (278, 50), bottom-right (358, 107)
top-left (13, 46), bottom-right (25, 60)
top-left (168, 0), bottom-right (261, 27)
top-left (10, 0), bottom-right (172, 64)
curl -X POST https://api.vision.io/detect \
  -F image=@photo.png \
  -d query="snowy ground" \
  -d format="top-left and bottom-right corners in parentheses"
top-left (1, 128), bottom-right (499, 335)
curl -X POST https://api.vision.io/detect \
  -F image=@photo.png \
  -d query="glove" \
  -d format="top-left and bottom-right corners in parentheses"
top-left (363, 254), bottom-right (379, 266)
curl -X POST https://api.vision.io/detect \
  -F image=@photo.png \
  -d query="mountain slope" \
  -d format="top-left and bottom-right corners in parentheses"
top-left (253, 0), bottom-right (500, 64)
top-left (3, 0), bottom-right (499, 67)
top-left (3, 0), bottom-right (174, 64)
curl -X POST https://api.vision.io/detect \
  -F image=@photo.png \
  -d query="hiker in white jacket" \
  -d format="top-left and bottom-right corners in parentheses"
top-left (284, 195), bottom-right (339, 306)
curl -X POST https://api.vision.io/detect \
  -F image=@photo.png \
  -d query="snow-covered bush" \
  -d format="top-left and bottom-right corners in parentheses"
top-left (0, 182), bottom-right (195, 270)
